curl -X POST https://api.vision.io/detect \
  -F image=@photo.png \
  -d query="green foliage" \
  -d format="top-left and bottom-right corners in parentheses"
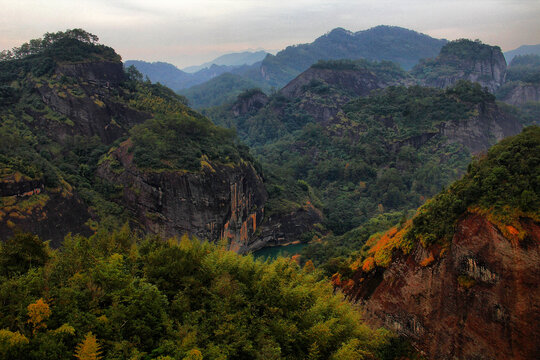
top-left (0, 230), bottom-right (406, 359)
top-left (412, 39), bottom-right (500, 82)
top-left (406, 126), bottom-right (540, 246)
top-left (246, 84), bottom-right (483, 236)
top-left (0, 232), bottom-right (49, 276)
top-left (180, 73), bottom-right (268, 109)
top-left (506, 54), bottom-right (540, 84)
top-left (312, 58), bottom-right (408, 83)
top-left (130, 113), bottom-right (246, 171)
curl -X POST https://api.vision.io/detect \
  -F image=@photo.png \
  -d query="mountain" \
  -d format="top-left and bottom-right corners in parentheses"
top-left (182, 50), bottom-right (268, 73)
top-left (336, 126), bottom-right (540, 360)
top-left (257, 25), bottom-right (446, 87)
top-left (207, 61), bottom-right (522, 238)
top-left (497, 54), bottom-right (540, 106)
top-left (504, 43), bottom-right (540, 62)
top-left (179, 72), bottom-right (267, 109)
top-left (0, 30), bottom-right (310, 251)
top-left (412, 39), bottom-right (507, 93)
top-left (124, 60), bottom-right (245, 91)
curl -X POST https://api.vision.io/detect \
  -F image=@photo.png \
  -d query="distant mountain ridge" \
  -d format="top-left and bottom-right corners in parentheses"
top-left (504, 44), bottom-right (540, 62)
top-left (129, 25), bottom-right (447, 107)
top-left (183, 50), bottom-right (268, 73)
top-left (258, 25), bottom-right (447, 87)
top-left (124, 60), bottom-right (247, 90)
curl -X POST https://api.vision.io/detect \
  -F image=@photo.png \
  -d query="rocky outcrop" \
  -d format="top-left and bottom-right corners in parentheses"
top-left (438, 102), bottom-right (522, 153)
top-left (0, 176), bottom-right (92, 247)
top-left (34, 61), bottom-right (150, 144)
top-left (499, 83), bottom-right (540, 106)
top-left (232, 90), bottom-right (269, 116)
top-left (280, 67), bottom-right (389, 99)
top-left (415, 41), bottom-right (507, 93)
top-left (347, 213), bottom-right (540, 360)
top-left (249, 203), bottom-right (323, 252)
top-left (97, 141), bottom-right (268, 252)
top-left (279, 67), bottom-right (402, 124)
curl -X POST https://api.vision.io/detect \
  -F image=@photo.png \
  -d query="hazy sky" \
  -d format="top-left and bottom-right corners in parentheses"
top-left (1, 0), bottom-right (539, 68)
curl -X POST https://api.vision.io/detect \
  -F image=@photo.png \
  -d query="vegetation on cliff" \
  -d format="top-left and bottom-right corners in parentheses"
top-left (349, 126), bottom-right (539, 275)
top-left (411, 39), bottom-right (503, 84)
top-left (0, 31), bottom-right (261, 241)
top-left (241, 82), bottom-right (496, 236)
top-left (0, 230), bottom-right (412, 360)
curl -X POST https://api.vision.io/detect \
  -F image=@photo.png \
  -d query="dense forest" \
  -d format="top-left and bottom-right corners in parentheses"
top-left (0, 230), bottom-right (415, 359)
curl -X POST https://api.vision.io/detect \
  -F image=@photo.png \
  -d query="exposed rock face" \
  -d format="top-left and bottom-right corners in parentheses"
top-left (34, 61), bottom-right (150, 144)
top-left (500, 83), bottom-right (540, 106)
top-left (348, 213), bottom-right (540, 360)
top-left (279, 67), bottom-right (401, 124)
top-left (438, 102), bottom-right (522, 153)
top-left (232, 91), bottom-right (269, 116)
top-left (280, 67), bottom-right (389, 99)
top-left (416, 44), bottom-right (507, 93)
top-left (249, 203), bottom-right (323, 251)
top-left (97, 141), bottom-right (268, 252)
top-left (0, 176), bottom-right (92, 247)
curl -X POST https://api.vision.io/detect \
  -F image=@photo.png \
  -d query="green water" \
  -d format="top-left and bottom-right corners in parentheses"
top-left (252, 243), bottom-right (308, 260)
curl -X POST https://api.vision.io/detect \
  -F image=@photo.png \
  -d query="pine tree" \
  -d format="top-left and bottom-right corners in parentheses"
top-left (74, 332), bottom-right (102, 360)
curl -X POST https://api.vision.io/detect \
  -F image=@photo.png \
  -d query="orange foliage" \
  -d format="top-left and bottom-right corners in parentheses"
top-left (27, 298), bottom-right (51, 333)
top-left (362, 257), bottom-right (375, 272)
top-left (303, 260), bottom-right (315, 273)
top-left (420, 252), bottom-right (435, 267)
top-left (331, 273), bottom-right (341, 287)
top-left (291, 254), bottom-right (301, 264)
top-left (74, 332), bottom-right (102, 360)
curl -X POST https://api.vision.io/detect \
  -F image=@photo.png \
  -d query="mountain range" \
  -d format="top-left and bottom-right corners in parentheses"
top-left (182, 50), bottom-right (268, 73)
top-left (0, 28), bottom-right (539, 360)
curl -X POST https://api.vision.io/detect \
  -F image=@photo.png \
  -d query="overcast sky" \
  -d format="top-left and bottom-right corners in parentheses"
top-left (1, 0), bottom-right (539, 68)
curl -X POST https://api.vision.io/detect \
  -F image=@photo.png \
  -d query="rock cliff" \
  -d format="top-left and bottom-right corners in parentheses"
top-left (348, 213), bottom-right (540, 360)
top-left (413, 39), bottom-right (507, 93)
top-left (97, 141), bottom-right (268, 252)
top-left (0, 174), bottom-right (92, 247)
top-left (499, 83), bottom-right (540, 106)
top-left (340, 127), bottom-right (540, 359)
top-left (33, 61), bottom-right (150, 144)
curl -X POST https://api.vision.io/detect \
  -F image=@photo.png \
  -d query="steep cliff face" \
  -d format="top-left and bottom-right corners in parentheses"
top-left (33, 61), bottom-right (150, 144)
top-left (413, 40), bottom-right (507, 93)
top-left (250, 203), bottom-right (323, 251)
top-left (97, 141), bottom-right (268, 252)
top-left (348, 213), bottom-right (540, 360)
top-left (437, 101), bottom-right (522, 153)
top-left (0, 174), bottom-right (92, 247)
top-left (280, 67), bottom-right (387, 99)
top-left (231, 90), bottom-right (269, 116)
top-left (340, 127), bottom-right (540, 360)
top-left (278, 63), bottom-right (407, 124)
top-left (499, 83), bottom-right (540, 106)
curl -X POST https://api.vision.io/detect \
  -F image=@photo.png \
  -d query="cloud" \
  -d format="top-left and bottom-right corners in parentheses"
top-left (0, 0), bottom-right (539, 67)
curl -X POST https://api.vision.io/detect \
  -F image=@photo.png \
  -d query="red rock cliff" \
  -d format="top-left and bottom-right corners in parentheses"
top-left (346, 213), bottom-right (540, 360)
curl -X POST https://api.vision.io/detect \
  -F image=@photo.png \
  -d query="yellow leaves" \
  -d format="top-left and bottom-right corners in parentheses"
top-left (53, 323), bottom-right (75, 335)
top-left (27, 298), bottom-right (51, 333)
top-left (178, 233), bottom-right (192, 251)
top-left (0, 329), bottom-right (29, 347)
top-left (303, 260), bottom-right (315, 273)
top-left (183, 349), bottom-right (203, 360)
top-left (74, 332), bottom-right (102, 360)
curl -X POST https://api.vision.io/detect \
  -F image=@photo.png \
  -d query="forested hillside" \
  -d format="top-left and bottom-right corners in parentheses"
top-left (0, 30), bottom-right (278, 250)
top-left (335, 126), bottom-right (540, 360)
top-left (0, 230), bottom-right (415, 359)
